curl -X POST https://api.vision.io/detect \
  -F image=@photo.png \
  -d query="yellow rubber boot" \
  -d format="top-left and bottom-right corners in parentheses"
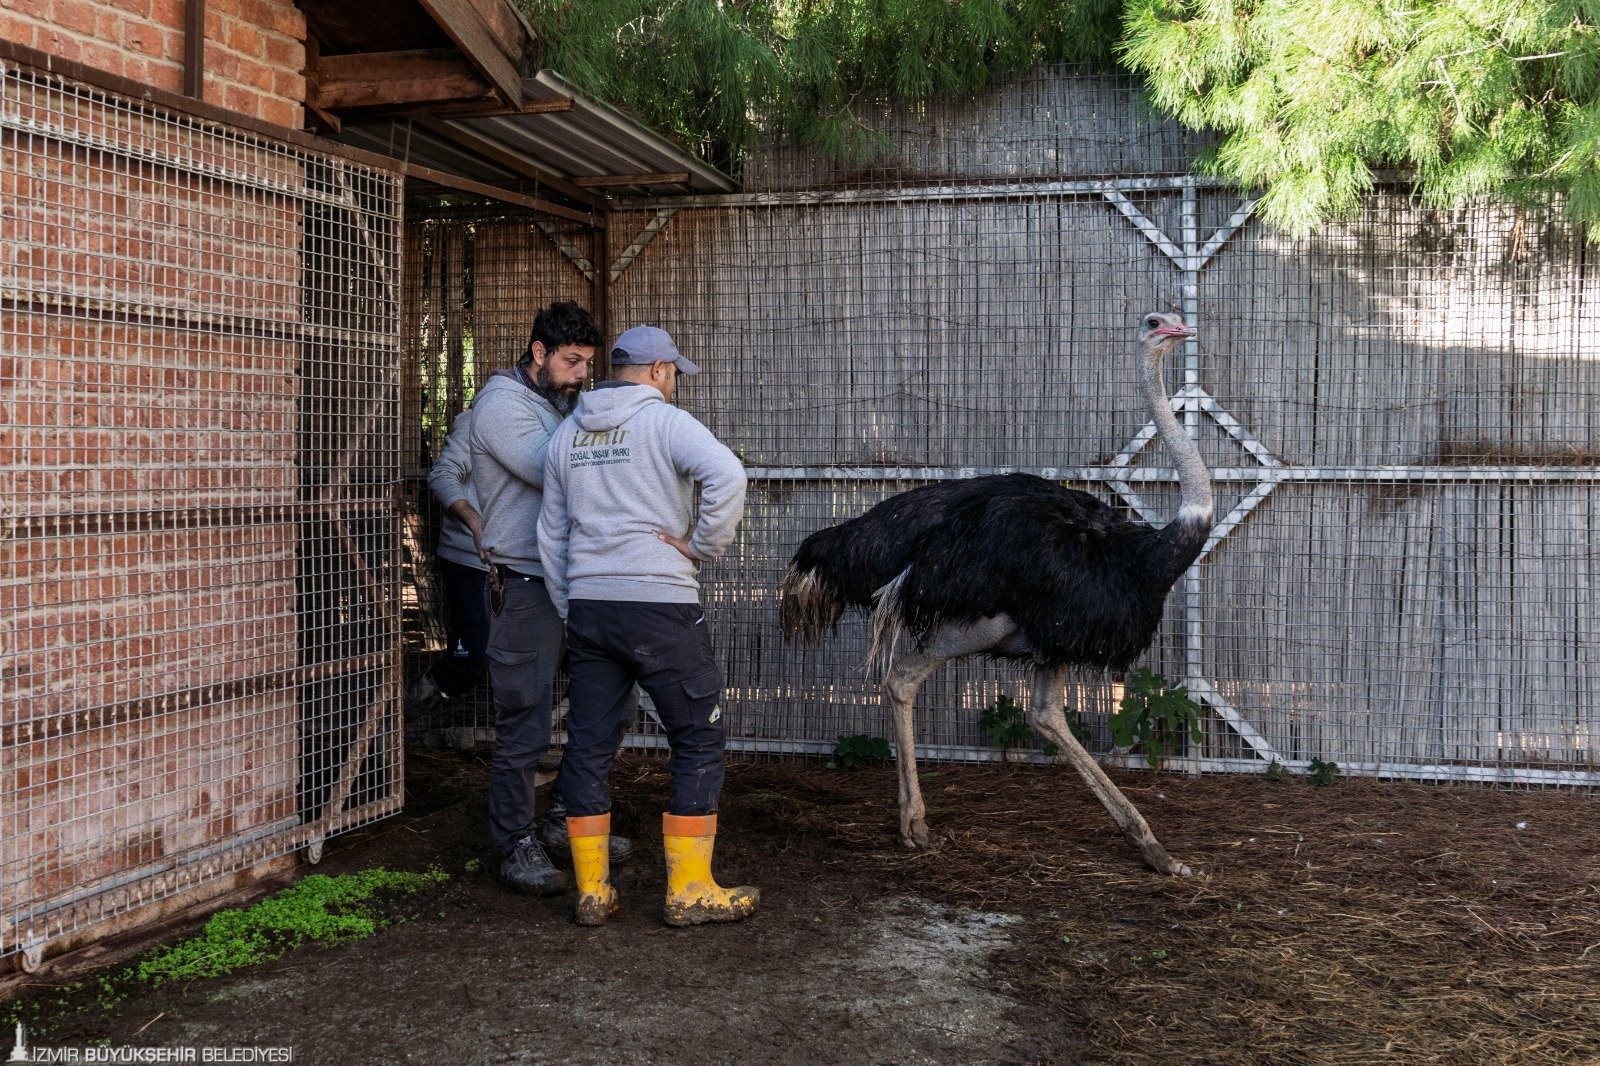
top-left (568, 813), bottom-right (620, 926)
top-left (662, 813), bottom-right (759, 927)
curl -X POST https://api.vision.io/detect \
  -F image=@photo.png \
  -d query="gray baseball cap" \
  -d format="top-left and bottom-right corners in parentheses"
top-left (610, 325), bottom-right (700, 376)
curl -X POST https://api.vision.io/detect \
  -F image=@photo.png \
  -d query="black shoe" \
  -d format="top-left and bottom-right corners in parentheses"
top-left (499, 835), bottom-right (569, 895)
top-left (404, 670), bottom-right (443, 719)
top-left (539, 817), bottom-right (636, 866)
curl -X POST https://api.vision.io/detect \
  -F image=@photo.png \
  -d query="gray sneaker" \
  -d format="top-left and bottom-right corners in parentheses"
top-left (539, 817), bottom-right (636, 866)
top-left (499, 835), bottom-right (569, 895)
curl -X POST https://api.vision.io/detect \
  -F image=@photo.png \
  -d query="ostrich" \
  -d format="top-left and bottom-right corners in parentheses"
top-left (778, 312), bottom-right (1210, 877)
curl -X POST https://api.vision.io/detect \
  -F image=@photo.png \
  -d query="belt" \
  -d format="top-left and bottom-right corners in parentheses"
top-left (489, 564), bottom-right (541, 615)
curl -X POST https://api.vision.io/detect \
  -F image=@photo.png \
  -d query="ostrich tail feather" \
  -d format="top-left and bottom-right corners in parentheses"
top-left (865, 569), bottom-right (911, 678)
top-left (777, 565), bottom-right (844, 644)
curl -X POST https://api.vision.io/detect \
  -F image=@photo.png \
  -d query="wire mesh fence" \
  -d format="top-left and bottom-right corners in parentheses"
top-left (400, 212), bottom-right (596, 747)
top-left (595, 73), bottom-right (1600, 784)
top-left (0, 58), bottom-right (403, 964)
top-left (403, 67), bottom-right (1600, 787)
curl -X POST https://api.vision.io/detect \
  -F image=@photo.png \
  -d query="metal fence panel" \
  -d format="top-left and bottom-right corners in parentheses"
top-left (0, 58), bottom-right (403, 964)
top-left (401, 67), bottom-right (1599, 789)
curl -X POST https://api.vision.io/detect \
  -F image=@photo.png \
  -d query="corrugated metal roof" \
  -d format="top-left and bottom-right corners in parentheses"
top-left (335, 70), bottom-right (736, 201)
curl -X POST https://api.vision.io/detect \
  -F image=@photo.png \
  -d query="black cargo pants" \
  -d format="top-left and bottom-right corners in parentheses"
top-left (556, 600), bottom-right (726, 818)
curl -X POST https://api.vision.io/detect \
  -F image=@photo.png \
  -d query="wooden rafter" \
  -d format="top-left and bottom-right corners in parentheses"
top-left (311, 49), bottom-right (495, 110)
top-left (572, 172), bottom-right (691, 188)
top-left (413, 115), bottom-right (600, 208)
top-left (413, 0), bottom-right (524, 107)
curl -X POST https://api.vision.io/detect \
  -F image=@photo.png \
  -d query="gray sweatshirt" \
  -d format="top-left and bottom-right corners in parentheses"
top-left (537, 381), bottom-right (747, 618)
top-left (468, 368), bottom-right (566, 575)
top-left (426, 409), bottom-right (487, 571)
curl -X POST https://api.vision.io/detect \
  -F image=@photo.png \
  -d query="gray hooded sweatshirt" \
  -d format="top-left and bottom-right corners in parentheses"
top-left (426, 409), bottom-right (487, 571)
top-left (537, 381), bottom-right (747, 618)
top-left (468, 368), bottom-right (567, 575)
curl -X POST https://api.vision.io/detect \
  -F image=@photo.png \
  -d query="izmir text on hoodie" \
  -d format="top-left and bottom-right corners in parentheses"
top-left (537, 381), bottom-right (746, 619)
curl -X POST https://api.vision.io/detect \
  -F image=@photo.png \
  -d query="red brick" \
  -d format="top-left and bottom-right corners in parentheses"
top-left (77, 37), bottom-right (126, 77)
top-left (147, 0), bottom-right (181, 27)
top-left (8, 0), bottom-right (52, 20)
top-left (49, 0), bottom-right (99, 37)
top-left (270, 66), bottom-right (301, 99)
top-left (0, 11), bottom-right (42, 48)
top-left (121, 18), bottom-right (166, 58)
top-left (261, 31), bottom-right (299, 69)
top-left (236, 53), bottom-right (276, 92)
top-left (220, 80), bottom-right (256, 113)
top-left (223, 16), bottom-right (260, 56)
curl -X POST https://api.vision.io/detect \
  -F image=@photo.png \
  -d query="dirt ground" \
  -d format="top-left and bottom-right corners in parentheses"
top-left (8, 748), bottom-right (1600, 1064)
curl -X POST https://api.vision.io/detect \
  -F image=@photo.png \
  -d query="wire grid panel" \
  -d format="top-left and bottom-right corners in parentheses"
top-left (606, 175), bottom-right (1600, 783)
top-left (401, 213), bottom-right (596, 744)
top-left (0, 59), bottom-right (404, 960)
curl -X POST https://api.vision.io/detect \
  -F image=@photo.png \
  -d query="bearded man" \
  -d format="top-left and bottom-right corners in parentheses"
top-left (468, 300), bottom-right (634, 895)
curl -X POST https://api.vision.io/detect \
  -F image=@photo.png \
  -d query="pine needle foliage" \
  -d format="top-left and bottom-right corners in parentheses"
top-left (517, 0), bottom-right (1120, 172)
top-left (519, 0), bottom-right (1598, 236)
top-left (1121, 0), bottom-right (1600, 238)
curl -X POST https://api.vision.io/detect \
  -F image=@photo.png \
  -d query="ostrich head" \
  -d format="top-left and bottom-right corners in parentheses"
top-left (1138, 312), bottom-right (1195, 356)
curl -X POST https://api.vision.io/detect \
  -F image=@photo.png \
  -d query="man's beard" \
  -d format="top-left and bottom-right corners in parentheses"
top-left (532, 361), bottom-right (581, 415)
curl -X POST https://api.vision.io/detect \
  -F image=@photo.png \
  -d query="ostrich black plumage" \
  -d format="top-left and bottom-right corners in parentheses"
top-left (778, 312), bottom-right (1210, 876)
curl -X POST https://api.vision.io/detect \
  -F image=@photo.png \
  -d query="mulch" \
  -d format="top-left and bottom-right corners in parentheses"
top-left (711, 755), bottom-right (1600, 1063)
top-left (9, 747), bottom-right (1600, 1063)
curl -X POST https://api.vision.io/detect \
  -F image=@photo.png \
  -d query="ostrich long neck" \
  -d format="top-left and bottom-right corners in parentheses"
top-left (1138, 345), bottom-right (1213, 530)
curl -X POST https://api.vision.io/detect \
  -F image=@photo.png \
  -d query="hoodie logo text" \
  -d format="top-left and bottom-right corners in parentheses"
top-left (570, 428), bottom-right (632, 468)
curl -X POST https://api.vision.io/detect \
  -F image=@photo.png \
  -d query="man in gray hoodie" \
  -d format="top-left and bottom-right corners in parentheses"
top-left (468, 300), bottom-right (633, 896)
top-left (538, 325), bottom-right (756, 928)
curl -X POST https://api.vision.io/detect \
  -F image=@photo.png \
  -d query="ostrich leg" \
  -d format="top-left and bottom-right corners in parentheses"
top-left (882, 647), bottom-right (948, 848)
top-left (881, 617), bottom-right (1021, 848)
top-left (1027, 667), bottom-right (1192, 877)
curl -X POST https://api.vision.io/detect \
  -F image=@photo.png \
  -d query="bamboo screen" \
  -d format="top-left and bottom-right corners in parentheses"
top-left (598, 69), bottom-right (1600, 785)
top-left (401, 212), bottom-right (596, 747)
top-left (0, 58), bottom-right (403, 968)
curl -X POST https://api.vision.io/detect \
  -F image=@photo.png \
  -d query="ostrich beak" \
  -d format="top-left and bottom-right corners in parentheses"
top-left (1153, 324), bottom-right (1195, 339)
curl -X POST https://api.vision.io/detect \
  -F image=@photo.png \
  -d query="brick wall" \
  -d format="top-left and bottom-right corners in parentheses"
top-left (0, 59), bottom-right (314, 955)
top-left (0, 0), bottom-right (307, 129)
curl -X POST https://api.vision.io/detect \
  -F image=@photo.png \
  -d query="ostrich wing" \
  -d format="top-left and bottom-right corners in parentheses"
top-left (896, 479), bottom-right (1175, 671)
top-left (787, 474), bottom-right (1045, 608)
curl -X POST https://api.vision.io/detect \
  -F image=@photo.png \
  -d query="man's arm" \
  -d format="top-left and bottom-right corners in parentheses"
top-left (474, 391), bottom-right (557, 488)
top-left (535, 437), bottom-right (573, 620)
top-left (429, 411), bottom-right (489, 563)
top-left (665, 412), bottom-right (748, 562)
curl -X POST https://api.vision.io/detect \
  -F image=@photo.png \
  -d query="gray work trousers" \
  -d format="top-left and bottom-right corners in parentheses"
top-left (485, 570), bottom-right (564, 855)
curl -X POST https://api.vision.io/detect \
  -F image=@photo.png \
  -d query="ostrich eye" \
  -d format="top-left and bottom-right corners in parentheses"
top-left (1145, 317), bottom-right (1160, 328)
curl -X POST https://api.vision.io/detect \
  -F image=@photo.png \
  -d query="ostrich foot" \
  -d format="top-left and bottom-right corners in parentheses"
top-left (1138, 839), bottom-right (1193, 878)
top-left (898, 817), bottom-right (945, 850)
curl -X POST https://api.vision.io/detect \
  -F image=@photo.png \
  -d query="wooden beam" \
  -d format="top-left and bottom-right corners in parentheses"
top-left (572, 172), bottom-right (692, 188)
top-left (182, 0), bottom-right (204, 97)
top-left (413, 0), bottom-right (525, 108)
top-left (401, 160), bottom-right (599, 226)
top-left (353, 95), bottom-right (572, 121)
top-left (311, 50), bottom-right (495, 110)
top-left (414, 115), bottom-right (601, 208)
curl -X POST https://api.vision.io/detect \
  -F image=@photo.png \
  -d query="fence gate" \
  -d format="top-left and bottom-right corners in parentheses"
top-left (1, 57), bottom-right (404, 968)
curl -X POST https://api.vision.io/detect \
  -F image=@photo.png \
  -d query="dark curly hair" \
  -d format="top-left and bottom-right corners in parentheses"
top-left (525, 300), bottom-right (601, 360)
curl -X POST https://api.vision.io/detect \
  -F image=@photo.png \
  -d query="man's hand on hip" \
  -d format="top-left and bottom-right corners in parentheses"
top-left (659, 530), bottom-right (698, 565)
